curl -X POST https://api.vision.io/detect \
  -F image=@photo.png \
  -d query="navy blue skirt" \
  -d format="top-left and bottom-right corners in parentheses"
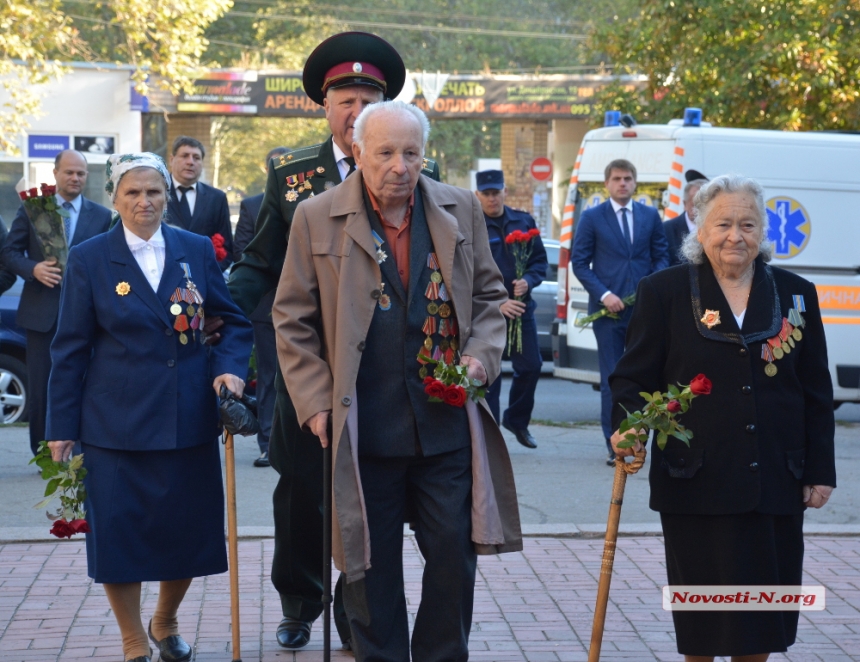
top-left (81, 440), bottom-right (228, 583)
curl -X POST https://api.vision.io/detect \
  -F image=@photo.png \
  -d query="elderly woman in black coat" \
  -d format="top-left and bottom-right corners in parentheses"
top-left (611, 174), bottom-right (836, 662)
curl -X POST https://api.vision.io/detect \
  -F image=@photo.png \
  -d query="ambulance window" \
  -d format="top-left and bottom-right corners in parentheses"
top-left (573, 181), bottom-right (668, 224)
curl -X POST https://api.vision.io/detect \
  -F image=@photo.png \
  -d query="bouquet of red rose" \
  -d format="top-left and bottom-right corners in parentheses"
top-left (29, 442), bottom-right (90, 539)
top-left (422, 356), bottom-right (486, 408)
top-left (211, 233), bottom-right (228, 261)
top-left (505, 228), bottom-right (541, 353)
top-left (617, 374), bottom-right (712, 451)
top-left (19, 183), bottom-right (70, 272)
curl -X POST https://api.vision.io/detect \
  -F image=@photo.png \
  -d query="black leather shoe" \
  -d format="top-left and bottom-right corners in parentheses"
top-left (502, 421), bottom-right (537, 449)
top-left (276, 617), bottom-right (312, 649)
top-left (253, 451), bottom-right (270, 467)
top-left (148, 621), bottom-right (192, 662)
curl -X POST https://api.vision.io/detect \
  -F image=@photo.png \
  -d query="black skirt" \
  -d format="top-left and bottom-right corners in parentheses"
top-left (81, 440), bottom-right (228, 583)
top-left (661, 511), bottom-right (804, 657)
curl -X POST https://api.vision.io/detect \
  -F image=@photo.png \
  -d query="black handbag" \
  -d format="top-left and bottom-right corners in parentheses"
top-left (219, 385), bottom-right (260, 436)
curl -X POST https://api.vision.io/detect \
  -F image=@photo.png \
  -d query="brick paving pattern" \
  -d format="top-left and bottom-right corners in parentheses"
top-left (0, 536), bottom-right (857, 661)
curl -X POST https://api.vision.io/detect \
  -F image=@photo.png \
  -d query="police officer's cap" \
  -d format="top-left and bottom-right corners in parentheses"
top-left (476, 169), bottom-right (505, 191)
top-left (685, 169), bottom-right (708, 183)
top-left (303, 32), bottom-right (406, 106)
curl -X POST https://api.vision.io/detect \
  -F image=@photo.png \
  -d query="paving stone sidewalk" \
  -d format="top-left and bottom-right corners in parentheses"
top-left (0, 536), bottom-right (858, 662)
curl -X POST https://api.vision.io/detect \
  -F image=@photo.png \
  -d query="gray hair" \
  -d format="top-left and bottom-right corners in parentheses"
top-left (680, 174), bottom-right (774, 264)
top-left (683, 178), bottom-right (708, 201)
top-left (352, 100), bottom-right (431, 152)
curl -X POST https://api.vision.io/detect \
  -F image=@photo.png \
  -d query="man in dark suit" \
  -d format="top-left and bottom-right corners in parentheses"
top-left (0, 215), bottom-right (18, 295)
top-left (664, 175), bottom-right (708, 266)
top-left (475, 169), bottom-right (547, 449)
top-left (227, 32), bottom-right (440, 651)
top-left (1, 149), bottom-right (111, 455)
top-left (233, 146), bottom-right (289, 468)
top-left (571, 158), bottom-right (669, 465)
top-left (166, 136), bottom-right (234, 270)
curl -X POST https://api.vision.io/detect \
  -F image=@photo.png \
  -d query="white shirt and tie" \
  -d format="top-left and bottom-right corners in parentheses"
top-left (123, 224), bottom-right (166, 292)
top-left (599, 199), bottom-right (635, 302)
top-left (332, 142), bottom-right (355, 181)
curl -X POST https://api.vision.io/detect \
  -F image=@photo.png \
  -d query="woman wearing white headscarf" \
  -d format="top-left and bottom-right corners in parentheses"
top-left (46, 153), bottom-right (252, 662)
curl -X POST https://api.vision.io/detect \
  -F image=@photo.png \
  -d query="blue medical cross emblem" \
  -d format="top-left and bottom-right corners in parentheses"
top-left (766, 197), bottom-right (811, 259)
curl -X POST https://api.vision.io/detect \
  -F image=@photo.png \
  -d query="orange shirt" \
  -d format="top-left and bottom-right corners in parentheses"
top-left (366, 186), bottom-right (414, 291)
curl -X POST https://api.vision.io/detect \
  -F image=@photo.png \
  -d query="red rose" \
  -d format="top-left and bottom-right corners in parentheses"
top-left (666, 400), bottom-right (682, 413)
top-left (18, 191), bottom-right (28, 201)
top-left (689, 374), bottom-right (712, 395)
top-left (45, 185), bottom-right (56, 195)
top-left (28, 187), bottom-right (38, 198)
top-left (423, 376), bottom-right (435, 385)
top-left (425, 380), bottom-right (446, 399)
top-left (69, 519), bottom-right (90, 534)
top-left (50, 519), bottom-right (75, 539)
top-left (442, 384), bottom-right (467, 407)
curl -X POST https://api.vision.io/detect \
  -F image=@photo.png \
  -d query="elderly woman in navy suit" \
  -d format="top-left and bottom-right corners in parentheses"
top-left (611, 175), bottom-right (836, 662)
top-left (46, 153), bottom-right (252, 662)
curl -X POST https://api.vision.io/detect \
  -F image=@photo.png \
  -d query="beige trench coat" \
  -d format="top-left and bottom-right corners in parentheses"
top-left (273, 172), bottom-right (523, 582)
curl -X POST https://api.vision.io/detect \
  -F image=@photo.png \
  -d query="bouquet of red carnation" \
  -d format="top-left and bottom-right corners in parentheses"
top-left (20, 183), bottom-right (70, 272)
top-left (617, 374), bottom-right (712, 451)
top-left (504, 228), bottom-right (541, 353)
top-left (211, 233), bottom-right (228, 261)
top-left (29, 442), bottom-right (90, 539)
top-left (421, 355), bottom-right (486, 408)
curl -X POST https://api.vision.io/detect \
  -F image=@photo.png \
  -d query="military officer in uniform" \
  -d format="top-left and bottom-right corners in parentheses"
top-left (227, 31), bottom-right (440, 651)
top-left (475, 170), bottom-right (547, 449)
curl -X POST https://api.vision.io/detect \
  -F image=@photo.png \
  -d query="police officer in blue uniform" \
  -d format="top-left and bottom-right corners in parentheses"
top-left (475, 170), bottom-right (547, 449)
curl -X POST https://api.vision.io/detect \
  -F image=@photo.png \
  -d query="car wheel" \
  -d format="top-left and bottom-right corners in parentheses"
top-left (0, 355), bottom-right (28, 424)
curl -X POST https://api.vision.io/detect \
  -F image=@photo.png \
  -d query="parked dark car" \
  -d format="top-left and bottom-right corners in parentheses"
top-left (0, 278), bottom-right (28, 424)
top-left (532, 239), bottom-right (559, 361)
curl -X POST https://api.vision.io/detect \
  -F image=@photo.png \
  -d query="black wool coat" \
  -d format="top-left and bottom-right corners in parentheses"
top-left (610, 255), bottom-right (836, 516)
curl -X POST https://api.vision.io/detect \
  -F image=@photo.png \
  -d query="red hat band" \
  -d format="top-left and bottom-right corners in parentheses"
top-left (322, 61), bottom-right (387, 94)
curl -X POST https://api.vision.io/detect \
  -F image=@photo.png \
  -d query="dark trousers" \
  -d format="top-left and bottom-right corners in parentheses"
top-left (26, 326), bottom-right (55, 455)
top-left (593, 312), bottom-right (631, 446)
top-left (270, 371), bottom-right (349, 641)
top-left (485, 313), bottom-right (542, 429)
top-left (252, 320), bottom-right (277, 454)
top-left (344, 446), bottom-right (476, 662)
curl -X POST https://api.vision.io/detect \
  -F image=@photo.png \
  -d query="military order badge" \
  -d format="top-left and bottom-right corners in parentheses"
top-left (761, 295), bottom-right (806, 377)
top-left (701, 309), bottom-right (721, 329)
top-left (116, 282), bottom-right (130, 296)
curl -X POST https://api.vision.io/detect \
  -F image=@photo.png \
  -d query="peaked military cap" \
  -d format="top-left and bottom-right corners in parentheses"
top-left (476, 169), bottom-right (505, 191)
top-left (685, 168), bottom-right (708, 183)
top-left (303, 32), bottom-right (406, 106)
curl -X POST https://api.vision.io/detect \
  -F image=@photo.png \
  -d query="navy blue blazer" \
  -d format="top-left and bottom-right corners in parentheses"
top-left (46, 223), bottom-right (253, 451)
top-left (1, 198), bottom-right (111, 332)
top-left (571, 200), bottom-right (670, 314)
top-left (166, 180), bottom-right (234, 270)
top-left (664, 212), bottom-right (691, 266)
top-left (485, 205), bottom-right (548, 315)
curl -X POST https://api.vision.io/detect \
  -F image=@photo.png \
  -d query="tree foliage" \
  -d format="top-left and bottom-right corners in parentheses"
top-left (586, 0), bottom-right (860, 130)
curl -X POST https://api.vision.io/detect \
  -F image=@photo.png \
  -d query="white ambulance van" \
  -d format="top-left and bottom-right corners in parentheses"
top-left (552, 111), bottom-right (860, 406)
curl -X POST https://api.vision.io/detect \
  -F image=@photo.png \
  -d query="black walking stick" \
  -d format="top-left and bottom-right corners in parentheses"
top-left (323, 419), bottom-right (334, 662)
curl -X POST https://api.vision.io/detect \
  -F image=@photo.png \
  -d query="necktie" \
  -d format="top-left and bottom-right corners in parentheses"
top-left (62, 201), bottom-right (73, 243)
top-left (621, 207), bottom-right (632, 244)
top-left (343, 157), bottom-right (356, 178)
top-left (177, 186), bottom-right (193, 225)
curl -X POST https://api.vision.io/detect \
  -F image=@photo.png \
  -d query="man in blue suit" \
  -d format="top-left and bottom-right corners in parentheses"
top-left (1, 149), bottom-right (111, 455)
top-left (166, 136), bottom-right (234, 270)
top-left (571, 159), bottom-right (669, 465)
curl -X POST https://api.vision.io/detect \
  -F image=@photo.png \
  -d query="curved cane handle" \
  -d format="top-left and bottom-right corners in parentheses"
top-left (616, 445), bottom-right (647, 475)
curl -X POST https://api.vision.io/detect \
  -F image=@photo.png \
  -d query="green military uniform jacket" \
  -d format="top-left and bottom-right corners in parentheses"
top-left (228, 135), bottom-right (441, 317)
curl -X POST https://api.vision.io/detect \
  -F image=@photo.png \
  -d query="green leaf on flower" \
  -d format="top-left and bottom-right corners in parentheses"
top-left (668, 384), bottom-right (680, 398)
top-left (639, 392), bottom-right (653, 403)
top-left (656, 431), bottom-right (668, 450)
top-left (44, 478), bottom-right (60, 497)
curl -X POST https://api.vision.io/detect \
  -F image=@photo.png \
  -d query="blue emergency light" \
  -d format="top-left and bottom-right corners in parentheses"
top-left (604, 110), bottom-right (621, 127)
top-left (683, 108), bottom-right (703, 127)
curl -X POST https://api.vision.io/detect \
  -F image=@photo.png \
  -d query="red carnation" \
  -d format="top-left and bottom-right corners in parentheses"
top-left (504, 233), bottom-right (516, 244)
top-left (210, 233), bottom-right (227, 261)
top-left (689, 374), bottom-right (712, 396)
top-left (666, 400), bottom-right (682, 413)
top-left (442, 384), bottom-right (467, 407)
top-left (425, 379), bottom-right (446, 399)
top-left (50, 519), bottom-right (75, 539)
top-left (69, 519), bottom-right (90, 534)
top-left (528, 228), bottom-right (541, 238)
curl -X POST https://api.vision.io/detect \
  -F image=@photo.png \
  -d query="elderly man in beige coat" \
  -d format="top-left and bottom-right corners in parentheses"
top-left (273, 100), bottom-right (522, 661)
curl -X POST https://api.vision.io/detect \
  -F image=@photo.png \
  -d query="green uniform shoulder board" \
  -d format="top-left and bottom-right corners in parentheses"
top-left (274, 143), bottom-right (324, 170)
top-left (422, 157), bottom-right (437, 175)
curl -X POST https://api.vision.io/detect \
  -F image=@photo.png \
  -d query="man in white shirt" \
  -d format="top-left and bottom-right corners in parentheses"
top-left (570, 158), bottom-right (670, 465)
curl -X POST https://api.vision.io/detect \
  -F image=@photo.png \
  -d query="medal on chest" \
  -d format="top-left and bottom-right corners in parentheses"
top-left (760, 295), bottom-right (805, 377)
top-left (417, 252), bottom-right (458, 379)
top-left (169, 263), bottom-right (205, 345)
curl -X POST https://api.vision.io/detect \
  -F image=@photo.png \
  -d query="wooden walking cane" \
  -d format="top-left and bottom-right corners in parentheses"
top-left (322, 422), bottom-right (333, 662)
top-left (224, 430), bottom-right (242, 662)
top-left (587, 446), bottom-right (647, 662)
